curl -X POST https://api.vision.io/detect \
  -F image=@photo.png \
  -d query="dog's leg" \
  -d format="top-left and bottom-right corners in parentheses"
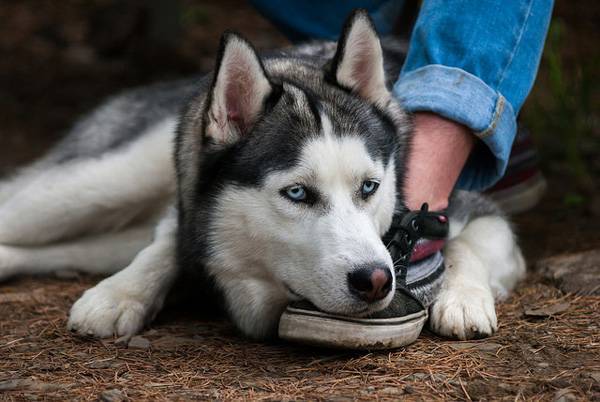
top-left (0, 224), bottom-right (154, 281)
top-left (67, 209), bottom-right (178, 338)
top-left (430, 215), bottom-right (525, 339)
top-left (0, 166), bottom-right (41, 206)
top-left (0, 118), bottom-right (175, 246)
top-left (222, 277), bottom-right (289, 339)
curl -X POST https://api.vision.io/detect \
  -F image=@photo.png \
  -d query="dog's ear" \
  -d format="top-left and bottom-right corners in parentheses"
top-left (204, 32), bottom-right (274, 145)
top-left (327, 10), bottom-right (390, 106)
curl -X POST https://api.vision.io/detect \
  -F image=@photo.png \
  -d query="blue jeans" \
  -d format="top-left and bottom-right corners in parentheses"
top-left (250, 0), bottom-right (553, 191)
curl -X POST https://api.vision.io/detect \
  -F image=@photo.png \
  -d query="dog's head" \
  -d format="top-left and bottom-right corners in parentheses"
top-left (177, 10), bottom-right (411, 332)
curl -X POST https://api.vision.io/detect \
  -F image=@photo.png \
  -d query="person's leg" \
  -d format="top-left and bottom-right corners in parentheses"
top-left (250, 0), bottom-right (403, 42)
top-left (406, 112), bottom-right (547, 214)
top-left (395, 1), bottom-right (553, 197)
top-left (404, 112), bottom-right (474, 211)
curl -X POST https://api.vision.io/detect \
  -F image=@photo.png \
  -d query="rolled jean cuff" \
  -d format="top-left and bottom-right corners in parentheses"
top-left (392, 65), bottom-right (517, 191)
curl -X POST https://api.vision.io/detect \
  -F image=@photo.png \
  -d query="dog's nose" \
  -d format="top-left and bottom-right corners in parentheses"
top-left (347, 265), bottom-right (393, 303)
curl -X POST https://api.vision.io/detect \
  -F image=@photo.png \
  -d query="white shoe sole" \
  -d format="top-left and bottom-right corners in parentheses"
top-left (278, 306), bottom-right (428, 349)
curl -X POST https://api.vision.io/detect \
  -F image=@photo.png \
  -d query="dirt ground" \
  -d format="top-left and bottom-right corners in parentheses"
top-left (1, 1), bottom-right (599, 400)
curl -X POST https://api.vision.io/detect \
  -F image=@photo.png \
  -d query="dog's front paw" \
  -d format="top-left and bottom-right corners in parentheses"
top-left (430, 285), bottom-right (497, 340)
top-left (68, 281), bottom-right (154, 339)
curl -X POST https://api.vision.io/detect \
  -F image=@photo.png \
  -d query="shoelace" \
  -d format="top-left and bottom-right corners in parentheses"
top-left (382, 203), bottom-right (449, 284)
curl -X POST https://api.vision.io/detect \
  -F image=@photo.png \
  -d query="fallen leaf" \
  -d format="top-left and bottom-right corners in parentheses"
top-left (448, 342), bottom-right (503, 353)
top-left (86, 358), bottom-right (119, 369)
top-left (553, 388), bottom-right (577, 402)
top-left (537, 250), bottom-right (600, 295)
top-left (99, 388), bottom-right (127, 402)
top-left (524, 302), bottom-right (570, 317)
top-left (152, 336), bottom-right (203, 351)
top-left (380, 386), bottom-right (404, 395)
top-left (127, 336), bottom-right (151, 350)
top-left (0, 378), bottom-right (64, 392)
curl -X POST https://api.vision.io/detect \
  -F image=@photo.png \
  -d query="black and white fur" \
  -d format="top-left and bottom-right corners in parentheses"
top-left (0, 11), bottom-right (525, 340)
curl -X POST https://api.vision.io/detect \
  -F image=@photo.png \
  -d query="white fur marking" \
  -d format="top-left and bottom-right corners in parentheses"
top-left (67, 208), bottom-right (178, 338)
top-left (206, 114), bottom-right (398, 337)
top-left (0, 118), bottom-right (176, 246)
top-left (431, 216), bottom-right (525, 339)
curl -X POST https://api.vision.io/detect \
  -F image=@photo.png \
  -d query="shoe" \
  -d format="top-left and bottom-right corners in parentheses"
top-left (486, 124), bottom-right (547, 214)
top-left (278, 205), bottom-right (448, 349)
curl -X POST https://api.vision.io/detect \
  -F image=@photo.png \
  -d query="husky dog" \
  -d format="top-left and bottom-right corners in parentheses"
top-left (0, 11), bottom-right (525, 340)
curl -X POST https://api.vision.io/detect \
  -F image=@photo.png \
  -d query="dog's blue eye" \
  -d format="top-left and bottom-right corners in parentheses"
top-left (361, 180), bottom-right (379, 199)
top-left (284, 185), bottom-right (307, 202)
